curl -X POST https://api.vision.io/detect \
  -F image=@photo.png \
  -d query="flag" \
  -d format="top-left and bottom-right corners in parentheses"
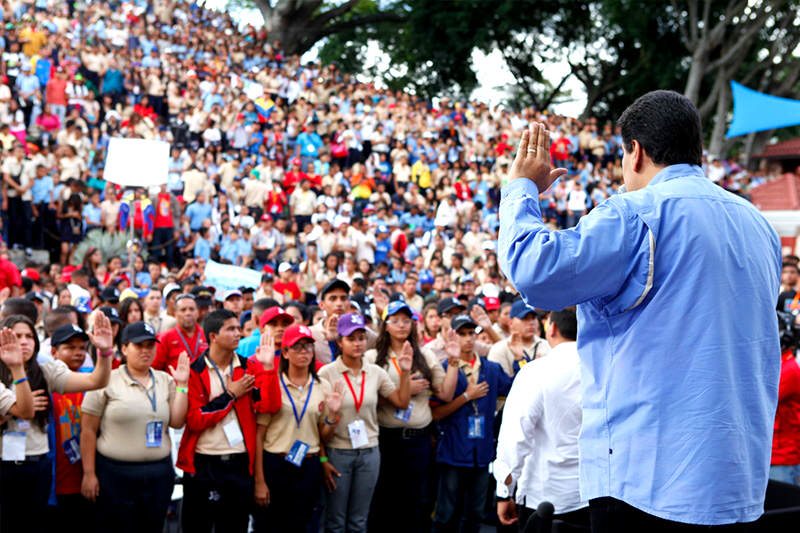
top-left (254, 96), bottom-right (274, 122)
top-left (118, 201), bottom-right (130, 231)
top-left (143, 202), bottom-right (155, 234)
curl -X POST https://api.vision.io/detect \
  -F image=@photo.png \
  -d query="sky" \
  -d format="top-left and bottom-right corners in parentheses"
top-left (204, 0), bottom-right (588, 116)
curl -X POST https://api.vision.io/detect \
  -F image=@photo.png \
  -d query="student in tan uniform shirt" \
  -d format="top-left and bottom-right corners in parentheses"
top-left (488, 300), bottom-right (551, 377)
top-left (253, 324), bottom-right (343, 532)
top-left (0, 314), bottom-right (113, 533)
top-left (318, 313), bottom-right (412, 533)
top-left (81, 322), bottom-right (189, 533)
top-left (365, 301), bottom-right (458, 532)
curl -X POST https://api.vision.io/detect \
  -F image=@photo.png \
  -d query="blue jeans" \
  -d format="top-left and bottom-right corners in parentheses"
top-left (769, 464), bottom-right (800, 486)
top-left (325, 446), bottom-right (380, 533)
top-left (432, 463), bottom-right (490, 533)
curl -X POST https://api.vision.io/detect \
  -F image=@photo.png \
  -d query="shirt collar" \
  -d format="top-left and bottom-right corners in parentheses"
top-left (648, 164), bottom-right (705, 187)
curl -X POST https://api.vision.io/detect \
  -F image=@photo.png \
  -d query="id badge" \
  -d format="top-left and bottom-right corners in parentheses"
top-left (467, 415), bottom-right (485, 439)
top-left (63, 436), bottom-right (81, 463)
top-left (223, 420), bottom-right (244, 447)
top-left (1, 431), bottom-right (26, 461)
top-left (393, 403), bottom-right (413, 423)
top-left (17, 420), bottom-right (30, 430)
top-left (146, 421), bottom-right (163, 448)
top-left (347, 419), bottom-right (369, 449)
top-left (285, 440), bottom-right (309, 467)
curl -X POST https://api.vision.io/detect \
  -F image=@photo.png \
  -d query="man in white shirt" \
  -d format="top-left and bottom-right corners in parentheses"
top-left (493, 307), bottom-right (589, 529)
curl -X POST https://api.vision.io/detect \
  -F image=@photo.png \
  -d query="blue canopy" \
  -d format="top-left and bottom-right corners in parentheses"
top-left (726, 81), bottom-right (800, 138)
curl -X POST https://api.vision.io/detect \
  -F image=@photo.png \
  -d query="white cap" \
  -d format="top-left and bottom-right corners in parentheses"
top-left (278, 262), bottom-right (292, 273)
top-left (306, 225), bottom-right (323, 242)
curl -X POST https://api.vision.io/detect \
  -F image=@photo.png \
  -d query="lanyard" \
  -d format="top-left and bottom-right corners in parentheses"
top-left (343, 370), bottom-right (366, 413)
top-left (207, 357), bottom-right (234, 393)
top-left (390, 357), bottom-right (402, 376)
top-left (124, 366), bottom-right (157, 413)
top-left (791, 292), bottom-right (800, 311)
top-left (280, 373), bottom-right (314, 428)
top-left (176, 327), bottom-right (201, 360)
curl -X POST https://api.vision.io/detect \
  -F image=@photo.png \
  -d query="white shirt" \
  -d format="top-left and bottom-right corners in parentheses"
top-left (493, 341), bottom-right (587, 514)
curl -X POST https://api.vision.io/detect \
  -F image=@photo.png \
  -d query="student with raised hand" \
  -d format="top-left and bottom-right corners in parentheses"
top-left (80, 322), bottom-right (190, 532)
top-left (365, 300), bottom-right (458, 532)
top-left (318, 313), bottom-right (412, 533)
top-left (430, 314), bottom-right (513, 533)
top-left (0, 313), bottom-right (113, 533)
top-left (253, 324), bottom-right (344, 532)
top-left (177, 309), bottom-right (282, 533)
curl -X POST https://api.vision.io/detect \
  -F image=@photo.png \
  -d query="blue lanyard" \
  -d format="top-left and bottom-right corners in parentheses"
top-left (176, 327), bottom-right (201, 360)
top-left (124, 366), bottom-right (157, 413)
top-left (279, 373), bottom-right (314, 429)
top-left (207, 357), bottom-right (234, 392)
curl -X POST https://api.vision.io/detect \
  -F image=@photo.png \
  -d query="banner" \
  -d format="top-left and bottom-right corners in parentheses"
top-left (726, 81), bottom-right (800, 138)
top-left (104, 138), bottom-right (170, 187)
top-left (203, 260), bottom-right (261, 300)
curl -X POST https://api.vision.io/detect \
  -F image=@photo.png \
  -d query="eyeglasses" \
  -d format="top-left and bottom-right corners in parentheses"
top-left (385, 318), bottom-right (413, 326)
top-left (288, 342), bottom-right (314, 354)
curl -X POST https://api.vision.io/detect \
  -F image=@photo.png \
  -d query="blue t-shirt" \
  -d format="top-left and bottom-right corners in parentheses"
top-left (185, 202), bottom-right (212, 231)
top-left (375, 237), bottom-right (391, 265)
top-left (82, 204), bottom-right (102, 227)
top-left (194, 237), bottom-right (211, 261)
top-left (102, 69), bottom-right (124, 94)
top-left (31, 176), bottom-right (54, 205)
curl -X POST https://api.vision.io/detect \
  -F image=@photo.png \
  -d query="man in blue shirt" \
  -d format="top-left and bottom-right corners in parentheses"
top-left (185, 192), bottom-right (212, 232)
top-left (499, 91), bottom-right (781, 529)
top-left (193, 227), bottom-right (212, 261)
top-left (295, 123), bottom-right (323, 170)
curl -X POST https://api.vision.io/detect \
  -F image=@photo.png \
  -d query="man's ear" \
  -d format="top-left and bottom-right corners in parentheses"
top-left (631, 140), bottom-right (645, 173)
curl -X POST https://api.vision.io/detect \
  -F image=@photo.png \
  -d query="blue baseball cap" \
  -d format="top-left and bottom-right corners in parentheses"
top-left (383, 300), bottom-right (413, 320)
top-left (419, 272), bottom-right (434, 285)
top-left (510, 299), bottom-right (537, 319)
top-left (337, 313), bottom-right (367, 337)
top-left (377, 225), bottom-right (390, 234)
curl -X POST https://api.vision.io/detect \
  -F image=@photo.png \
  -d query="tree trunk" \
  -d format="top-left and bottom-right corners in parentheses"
top-left (707, 79), bottom-right (731, 158)
top-left (743, 130), bottom-right (773, 169)
top-left (684, 46), bottom-right (707, 104)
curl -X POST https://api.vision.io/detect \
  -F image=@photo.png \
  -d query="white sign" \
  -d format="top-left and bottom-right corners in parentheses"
top-left (104, 138), bottom-right (170, 187)
top-left (203, 260), bottom-right (261, 301)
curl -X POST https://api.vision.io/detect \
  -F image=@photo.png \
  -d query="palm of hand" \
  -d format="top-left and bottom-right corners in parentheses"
top-left (0, 329), bottom-right (22, 367)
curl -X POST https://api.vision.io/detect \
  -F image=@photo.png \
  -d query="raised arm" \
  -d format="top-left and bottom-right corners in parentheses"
top-left (64, 312), bottom-right (113, 393)
top-left (0, 328), bottom-right (33, 419)
top-left (168, 351), bottom-right (190, 428)
top-left (498, 123), bottom-right (646, 310)
top-left (384, 341), bottom-right (412, 409)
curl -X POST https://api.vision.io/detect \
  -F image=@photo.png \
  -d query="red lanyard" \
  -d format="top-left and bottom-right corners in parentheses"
top-left (343, 371), bottom-right (366, 413)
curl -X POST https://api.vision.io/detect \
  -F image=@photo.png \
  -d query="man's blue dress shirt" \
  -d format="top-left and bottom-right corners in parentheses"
top-left (499, 164), bottom-right (782, 525)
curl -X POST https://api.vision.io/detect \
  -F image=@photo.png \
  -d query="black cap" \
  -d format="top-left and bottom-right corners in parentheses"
top-left (51, 324), bottom-right (89, 347)
top-left (190, 286), bottom-right (214, 306)
top-left (24, 291), bottom-right (45, 303)
top-left (437, 297), bottom-right (466, 316)
top-left (100, 286), bottom-right (120, 303)
top-left (450, 314), bottom-right (477, 333)
top-left (240, 286), bottom-right (256, 294)
top-left (261, 272), bottom-right (274, 282)
top-left (99, 306), bottom-right (122, 324)
top-left (319, 279), bottom-right (350, 299)
top-left (121, 321), bottom-right (160, 344)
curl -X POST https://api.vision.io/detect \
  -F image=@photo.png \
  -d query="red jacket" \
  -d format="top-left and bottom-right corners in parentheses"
top-left (177, 351), bottom-right (281, 475)
top-left (772, 350), bottom-right (800, 465)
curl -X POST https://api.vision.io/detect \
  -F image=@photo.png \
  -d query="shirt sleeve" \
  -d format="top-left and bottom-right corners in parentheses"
top-left (41, 359), bottom-right (71, 394)
top-left (80, 388), bottom-right (108, 417)
top-left (375, 366), bottom-right (396, 398)
top-left (426, 351), bottom-right (446, 391)
top-left (493, 367), bottom-right (543, 495)
top-left (488, 342), bottom-right (513, 377)
top-left (499, 179), bottom-right (651, 311)
top-left (0, 381), bottom-right (16, 416)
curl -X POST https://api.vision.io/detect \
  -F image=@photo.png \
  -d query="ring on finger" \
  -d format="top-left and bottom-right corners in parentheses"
top-left (527, 148), bottom-right (536, 153)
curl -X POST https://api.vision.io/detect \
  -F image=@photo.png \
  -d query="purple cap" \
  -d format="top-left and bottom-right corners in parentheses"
top-left (337, 313), bottom-right (367, 337)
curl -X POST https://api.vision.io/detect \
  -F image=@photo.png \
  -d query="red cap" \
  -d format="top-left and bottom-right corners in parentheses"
top-left (262, 264), bottom-right (275, 274)
top-left (22, 268), bottom-right (40, 281)
top-left (281, 324), bottom-right (314, 349)
top-left (483, 296), bottom-right (500, 311)
top-left (259, 306), bottom-right (294, 329)
top-left (291, 158), bottom-right (301, 166)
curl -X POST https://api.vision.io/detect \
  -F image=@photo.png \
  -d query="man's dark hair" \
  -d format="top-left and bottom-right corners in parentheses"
top-left (285, 300), bottom-right (309, 324)
top-left (617, 90), bottom-right (702, 167)
top-left (549, 307), bottom-right (577, 341)
top-left (203, 309), bottom-right (238, 340)
top-left (253, 298), bottom-right (280, 317)
top-left (0, 298), bottom-right (38, 323)
top-left (45, 307), bottom-right (76, 336)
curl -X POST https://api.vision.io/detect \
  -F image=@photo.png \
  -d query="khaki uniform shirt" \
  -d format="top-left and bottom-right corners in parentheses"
top-left (318, 358), bottom-right (395, 449)
top-left (81, 366), bottom-right (175, 462)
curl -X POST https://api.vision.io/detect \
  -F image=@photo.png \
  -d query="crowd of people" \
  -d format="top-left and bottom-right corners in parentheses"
top-left (0, 1), bottom-right (796, 533)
